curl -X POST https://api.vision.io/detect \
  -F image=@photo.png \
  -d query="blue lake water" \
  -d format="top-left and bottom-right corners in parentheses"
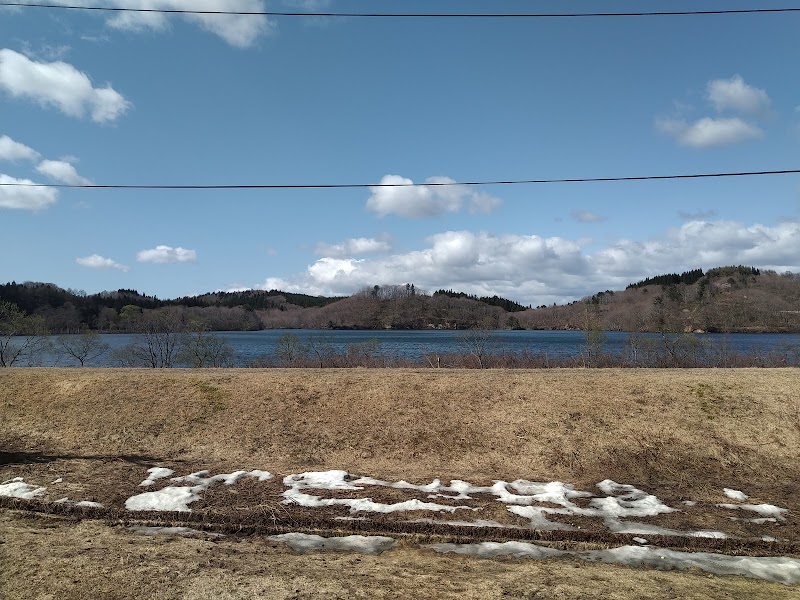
top-left (23, 329), bottom-right (800, 367)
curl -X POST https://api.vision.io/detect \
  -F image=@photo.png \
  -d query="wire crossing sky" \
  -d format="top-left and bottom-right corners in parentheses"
top-left (5, 2), bottom-right (800, 18)
top-left (1, 1), bottom-right (799, 304)
top-left (1, 168), bottom-right (799, 190)
top-left (7, 2), bottom-right (800, 19)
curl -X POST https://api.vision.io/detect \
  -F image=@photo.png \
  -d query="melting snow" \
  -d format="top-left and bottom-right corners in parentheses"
top-left (269, 532), bottom-right (397, 554)
top-left (585, 545), bottom-right (800, 586)
top-left (427, 542), bottom-right (800, 585)
top-left (0, 478), bottom-right (46, 499)
top-left (53, 497), bottom-right (103, 508)
top-left (138, 467), bottom-right (175, 487)
top-left (717, 503), bottom-right (788, 521)
top-left (126, 470), bottom-right (273, 512)
top-left (724, 488), bottom-right (750, 501)
top-left (282, 471), bottom-right (476, 514)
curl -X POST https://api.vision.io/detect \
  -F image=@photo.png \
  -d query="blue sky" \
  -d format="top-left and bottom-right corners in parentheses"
top-left (1, 0), bottom-right (798, 305)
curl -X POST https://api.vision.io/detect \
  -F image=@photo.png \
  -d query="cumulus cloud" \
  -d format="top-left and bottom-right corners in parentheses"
top-left (0, 49), bottom-right (130, 123)
top-left (36, 159), bottom-right (92, 185)
top-left (315, 237), bottom-right (391, 257)
top-left (571, 210), bottom-right (606, 223)
top-left (707, 75), bottom-right (770, 114)
top-left (366, 175), bottom-right (502, 218)
top-left (657, 75), bottom-right (771, 148)
top-left (76, 254), bottom-right (128, 271)
top-left (656, 117), bottom-right (763, 148)
top-left (136, 245), bottom-right (197, 264)
top-left (51, 0), bottom-right (273, 48)
top-left (253, 221), bottom-right (800, 306)
top-left (0, 174), bottom-right (57, 210)
top-left (0, 134), bottom-right (40, 161)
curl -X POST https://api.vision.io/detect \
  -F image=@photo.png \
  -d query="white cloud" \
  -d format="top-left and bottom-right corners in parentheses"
top-left (707, 75), bottom-right (770, 114)
top-left (0, 174), bottom-right (57, 210)
top-left (315, 237), bottom-right (391, 257)
top-left (571, 210), bottom-right (606, 223)
top-left (136, 245), bottom-right (197, 264)
top-left (254, 221), bottom-right (800, 306)
top-left (0, 134), bottom-right (39, 162)
top-left (366, 175), bottom-right (502, 218)
top-left (656, 117), bottom-right (763, 148)
top-left (52, 0), bottom-right (274, 48)
top-left (76, 254), bottom-right (128, 271)
top-left (36, 159), bottom-right (92, 185)
top-left (0, 49), bottom-right (130, 123)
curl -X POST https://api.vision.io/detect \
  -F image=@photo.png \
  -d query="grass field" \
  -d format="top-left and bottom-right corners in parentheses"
top-left (1, 368), bottom-right (799, 598)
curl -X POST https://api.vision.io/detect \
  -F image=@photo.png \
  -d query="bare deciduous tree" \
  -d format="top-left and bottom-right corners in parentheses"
top-left (54, 328), bottom-right (110, 367)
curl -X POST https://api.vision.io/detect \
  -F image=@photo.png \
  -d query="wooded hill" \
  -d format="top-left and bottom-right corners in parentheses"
top-left (2, 265), bottom-right (800, 333)
top-left (516, 266), bottom-right (800, 333)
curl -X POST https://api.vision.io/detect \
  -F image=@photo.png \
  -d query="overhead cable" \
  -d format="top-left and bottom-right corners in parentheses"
top-left (3, 168), bottom-right (800, 191)
top-left (3, 2), bottom-right (800, 18)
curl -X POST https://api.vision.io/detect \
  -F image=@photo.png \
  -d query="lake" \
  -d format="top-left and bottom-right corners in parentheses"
top-left (20, 329), bottom-right (800, 367)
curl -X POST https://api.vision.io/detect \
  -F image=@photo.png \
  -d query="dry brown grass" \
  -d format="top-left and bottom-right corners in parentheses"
top-left (2, 368), bottom-right (798, 505)
top-left (2, 368), bottom-right (799, 598)
top-left (2, 511), bottom-right (797, 600)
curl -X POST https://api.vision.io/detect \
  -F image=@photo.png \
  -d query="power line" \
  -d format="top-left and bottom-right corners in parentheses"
top-left (3, 168), bottom-right (800, 191)
top-left (4, 2), bottom-right (800, 18)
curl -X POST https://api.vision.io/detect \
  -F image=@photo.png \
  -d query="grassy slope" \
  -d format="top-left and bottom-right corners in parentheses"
top-left (2, 368), bottom-right (799, 598)
top-left (2, 368), bottom-right (799, 494)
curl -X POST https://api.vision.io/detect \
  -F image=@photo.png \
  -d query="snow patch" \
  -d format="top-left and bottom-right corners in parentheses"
top-left (427, 542), bottom-right (800, 585)
top-left (282, 471), bottom-right (476, 514)
top-left (604, 519), bottom-right (727, 539)
top-left (126, 469), bottom-right (273, 512)
top-left (269, 533), bottom-right (396, 554)
top-left (717, 503), bottom-right (788, 521)
top-left (126, 486), bottom-right (200, 512)
top-left (284, 471), bottom-right (362, 491)
top-left (428, 541), bottom-right (568, 560)
top-left (584, 545), bottom-right (800, 586)
top-left (0, 478), bottom-right (46, 499)
top-left (724, 488), bottom-right (749, 501)
top-left (138, 467), bottom-right (175, 487)
top-left (53, 497), bottom-right (103, 508)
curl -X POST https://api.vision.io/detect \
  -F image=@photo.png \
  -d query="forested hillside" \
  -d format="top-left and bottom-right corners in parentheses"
top-left (517, 266), bottom-right (800, 333)
top-left (2, 266), bottom-right (800, 334)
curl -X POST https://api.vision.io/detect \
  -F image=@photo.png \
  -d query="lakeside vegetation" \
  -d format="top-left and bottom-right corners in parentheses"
top-left (2, 265), bottom-right (800, 369)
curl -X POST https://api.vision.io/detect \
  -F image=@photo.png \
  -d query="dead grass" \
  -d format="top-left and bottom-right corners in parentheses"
top-left (2, 368), bottom-right (799, 597)
top-left (2, 368), bottom-right (798, 506)
top-left (2, 511), bottom-right (798, 600)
